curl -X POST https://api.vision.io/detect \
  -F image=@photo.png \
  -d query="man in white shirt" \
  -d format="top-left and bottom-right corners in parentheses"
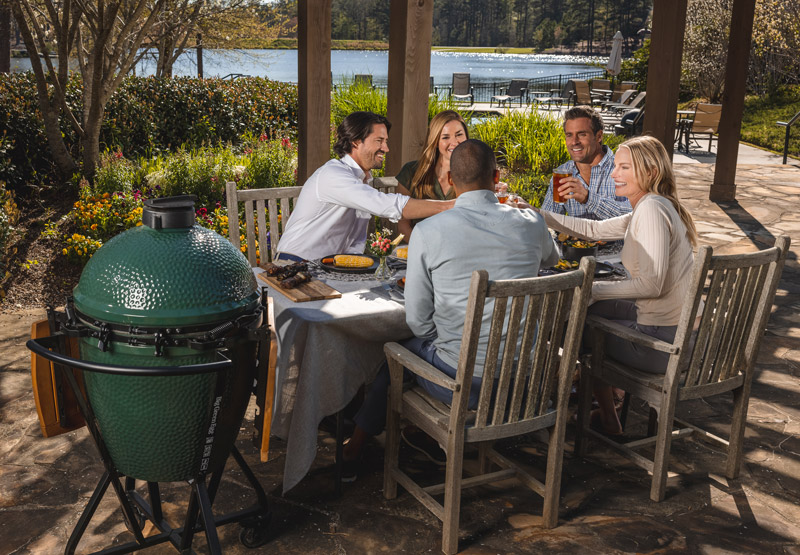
top-left (276, 111), bottom-right (455, 261)
top-left (341, 139), bottom-right (559, 477)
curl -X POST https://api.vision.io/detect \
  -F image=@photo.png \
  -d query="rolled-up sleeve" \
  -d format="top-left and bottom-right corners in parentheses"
top-left (316, 164), bottom-right (408, 221)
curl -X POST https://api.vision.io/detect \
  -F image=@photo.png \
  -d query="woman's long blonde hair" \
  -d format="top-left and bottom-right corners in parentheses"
top-left (409, 110), bottom-right (468, 199)
top-left (620, 135), bottom-right (698, 246)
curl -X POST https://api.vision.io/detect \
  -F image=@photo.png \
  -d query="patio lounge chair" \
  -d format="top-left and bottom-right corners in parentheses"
top-left (605, 90), bottom-right (646, 114)
top-left (571, 79), bottom-right (592, 106)
top-left (490, 78), bottom-right (529, 108)
top-left (590, 78), bottom-right (612, 102)
top-left (679, 103), bottom-right (722, 153)
top-left (610, 81), bottom-right (637, 102)
top-left (383, 260), bottom-right (595, 554)
top-left (450, 73), bottom-right (474, 105)
top-left (613, 107), bottom-right (645, 136)
top-left (576, 237), bottom-right (790, 502)
top-left (534, 81), bottom-right (573, 111)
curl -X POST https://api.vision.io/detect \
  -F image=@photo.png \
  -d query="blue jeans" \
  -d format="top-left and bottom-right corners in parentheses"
top-left (354, 336), bottom-right (483, 436)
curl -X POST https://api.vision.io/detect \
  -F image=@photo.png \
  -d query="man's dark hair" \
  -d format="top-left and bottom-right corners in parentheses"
top-left (333, 111), bottom-right (391, 157)
top-left (563, 105), bottom-right (604, 135)
top-left (449, 139), bottom-right (497, 190)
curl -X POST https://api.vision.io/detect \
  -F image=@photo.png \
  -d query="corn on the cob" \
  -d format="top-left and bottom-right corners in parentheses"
top-left (334, 255), bottom-right (374, 268)
top-left (394, 247), bottom-right (408, 259)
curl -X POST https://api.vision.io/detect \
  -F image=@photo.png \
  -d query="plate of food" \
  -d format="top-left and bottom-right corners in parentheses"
top-left (388, 245), bottom-right (408, 262)
top-left (557, 234), bottom-right (605, 260)
top-left (319, 253), bottom-right (379, 273)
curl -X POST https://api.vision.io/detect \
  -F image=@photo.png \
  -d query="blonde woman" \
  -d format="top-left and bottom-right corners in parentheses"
top-left (527, 135), bottom-right (698, 435)
top-left (395, 110), bottom-right (469, 237)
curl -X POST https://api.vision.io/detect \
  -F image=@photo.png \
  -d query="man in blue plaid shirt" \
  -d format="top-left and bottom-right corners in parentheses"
top-left (541, 106), bottom-right (631, 220)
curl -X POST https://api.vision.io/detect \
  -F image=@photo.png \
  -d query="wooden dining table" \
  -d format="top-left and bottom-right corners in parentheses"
top-left (256, 265), bottom-right (411, 493)
top-left (255, 248), bottom-right (625, 494)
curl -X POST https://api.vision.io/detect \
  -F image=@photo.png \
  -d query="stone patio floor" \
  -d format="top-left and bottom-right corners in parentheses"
top-left (1, 152), bottom-right (799, 554)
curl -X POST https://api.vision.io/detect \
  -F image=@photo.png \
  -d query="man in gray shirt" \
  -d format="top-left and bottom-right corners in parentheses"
top-left (342, 140), bottom-right (558, 476)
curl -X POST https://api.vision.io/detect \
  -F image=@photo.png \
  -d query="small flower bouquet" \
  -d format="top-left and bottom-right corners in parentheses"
top-left (366, 227), bottom-right (399, 257)
top-left (366, 228), bottom-right (404, 281)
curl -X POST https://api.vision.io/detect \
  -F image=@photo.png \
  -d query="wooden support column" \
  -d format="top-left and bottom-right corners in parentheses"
top-left (297, 0), bottom-right (331, 183)
top-left (642, 0), bottom-right (688, 159)
top-left (710, 0), bottom-right (757, 202)
top-left (385, 0), bottom-right (434, 176)
top-left (0, 6), bottom-right (10, 74)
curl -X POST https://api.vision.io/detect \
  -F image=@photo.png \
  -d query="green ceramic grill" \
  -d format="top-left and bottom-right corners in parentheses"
top-left (68, 195), bottom-right (261, 482)
top-left (27, 195), bottom-right (273, 552)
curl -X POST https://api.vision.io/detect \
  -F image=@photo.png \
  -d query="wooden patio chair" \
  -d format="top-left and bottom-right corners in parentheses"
top-left (490, 78), bottom-right (529, 108)
top-left (225, 182), bottom-right (304, 266)
top-left (225, 181), bottom-right (305, 463)
top-left (383, 259), bottom-right (595, 555)
top-left (449, 73), bottom-right (474, 105)
top-left (680, 103), bottom-right (723, 153)
top-left (576, 237), bottom-right (790, 502)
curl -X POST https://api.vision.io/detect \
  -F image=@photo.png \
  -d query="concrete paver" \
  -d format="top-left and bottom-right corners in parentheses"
top-left (1, 148), bottom-right (799, 553)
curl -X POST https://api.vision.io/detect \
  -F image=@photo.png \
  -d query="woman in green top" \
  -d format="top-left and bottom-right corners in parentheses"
top-left (396, 110), bottom-right (469, 238)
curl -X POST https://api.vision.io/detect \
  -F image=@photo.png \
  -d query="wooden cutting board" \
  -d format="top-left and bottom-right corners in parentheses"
top-left (258, 273), bottom-right (342, 302)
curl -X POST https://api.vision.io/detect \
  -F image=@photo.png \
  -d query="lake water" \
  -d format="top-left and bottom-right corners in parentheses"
top-left (12, 49), bottom-right (602, 86)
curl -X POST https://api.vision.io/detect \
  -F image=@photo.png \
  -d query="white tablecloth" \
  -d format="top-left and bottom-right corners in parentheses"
top-left (255, 268), bottom-right (411, 493)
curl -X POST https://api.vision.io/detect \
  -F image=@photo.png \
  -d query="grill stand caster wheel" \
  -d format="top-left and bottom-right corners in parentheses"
top-left (239, 510), bottom-right (272, 548)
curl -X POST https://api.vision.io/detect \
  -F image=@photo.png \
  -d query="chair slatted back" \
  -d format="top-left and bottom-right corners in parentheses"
top-left (225, 182), bottom-right (303, 266)
top-left (507, 79), bottom-right (528, 97)
top-left (452, 259), bottom-right (594, 435)
top-left (592, 78), bottom-right (611, 91)
top-left (452, 73), bottom-right (471, 95)
top-left (691, 103), bottom-right (722, 134)
top-left (682, 239), bottom-right (788, 388)
top-left (611, 82), bottom-right (636, 102)
top-left (570, 80), bottom-right (591, 105)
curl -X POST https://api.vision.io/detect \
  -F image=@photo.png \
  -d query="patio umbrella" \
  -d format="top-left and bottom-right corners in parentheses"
top-left (606, 31), bottom-right (624, 76)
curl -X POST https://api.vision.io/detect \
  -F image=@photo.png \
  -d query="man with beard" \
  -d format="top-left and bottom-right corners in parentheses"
top-left (276, 111), bottom-right (454, 261)
top-left (541, 105), bottom-right (631, 220)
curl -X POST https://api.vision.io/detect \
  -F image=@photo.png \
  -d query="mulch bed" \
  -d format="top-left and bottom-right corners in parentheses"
top-left (2, 192), bottom-right (82, 310)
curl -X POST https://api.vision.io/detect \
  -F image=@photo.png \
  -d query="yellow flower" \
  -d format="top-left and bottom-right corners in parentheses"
top-left (62, 248), bottom-right (68, 255)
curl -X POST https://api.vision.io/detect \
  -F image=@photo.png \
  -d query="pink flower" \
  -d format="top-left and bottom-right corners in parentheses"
top-left (259, 133), bottom-right (268, 142)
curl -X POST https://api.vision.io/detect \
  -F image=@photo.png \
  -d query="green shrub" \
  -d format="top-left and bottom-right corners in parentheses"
top-left (0, 74), bottom-right (299, 192)
top-left (94, 151), bottom-right (144, 195)
top-left (240, 135), bottom-right (298, 189)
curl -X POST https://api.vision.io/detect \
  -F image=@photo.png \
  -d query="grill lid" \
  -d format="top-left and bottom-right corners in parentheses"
top-left (73, 196), bottom-right (258, 327)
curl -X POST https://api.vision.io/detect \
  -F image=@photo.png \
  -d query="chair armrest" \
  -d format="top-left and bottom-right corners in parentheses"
top-left (586, 315), bottom-right (679, 354)
top-left (384, 342), bottom-right (461, 393)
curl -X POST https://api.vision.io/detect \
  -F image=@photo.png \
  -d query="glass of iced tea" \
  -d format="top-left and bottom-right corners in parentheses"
top-left (552, 172), bottom-right (570, 203)
top-left (495, 181), bottom-right (509, 203)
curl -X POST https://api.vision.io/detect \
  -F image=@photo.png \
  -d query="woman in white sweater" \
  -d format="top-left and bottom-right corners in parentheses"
top-left (538, 135), bottom-right (698, 435)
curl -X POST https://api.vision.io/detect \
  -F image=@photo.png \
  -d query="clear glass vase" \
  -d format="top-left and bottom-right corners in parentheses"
top-left (374, 256), bottom-right (392, 281)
